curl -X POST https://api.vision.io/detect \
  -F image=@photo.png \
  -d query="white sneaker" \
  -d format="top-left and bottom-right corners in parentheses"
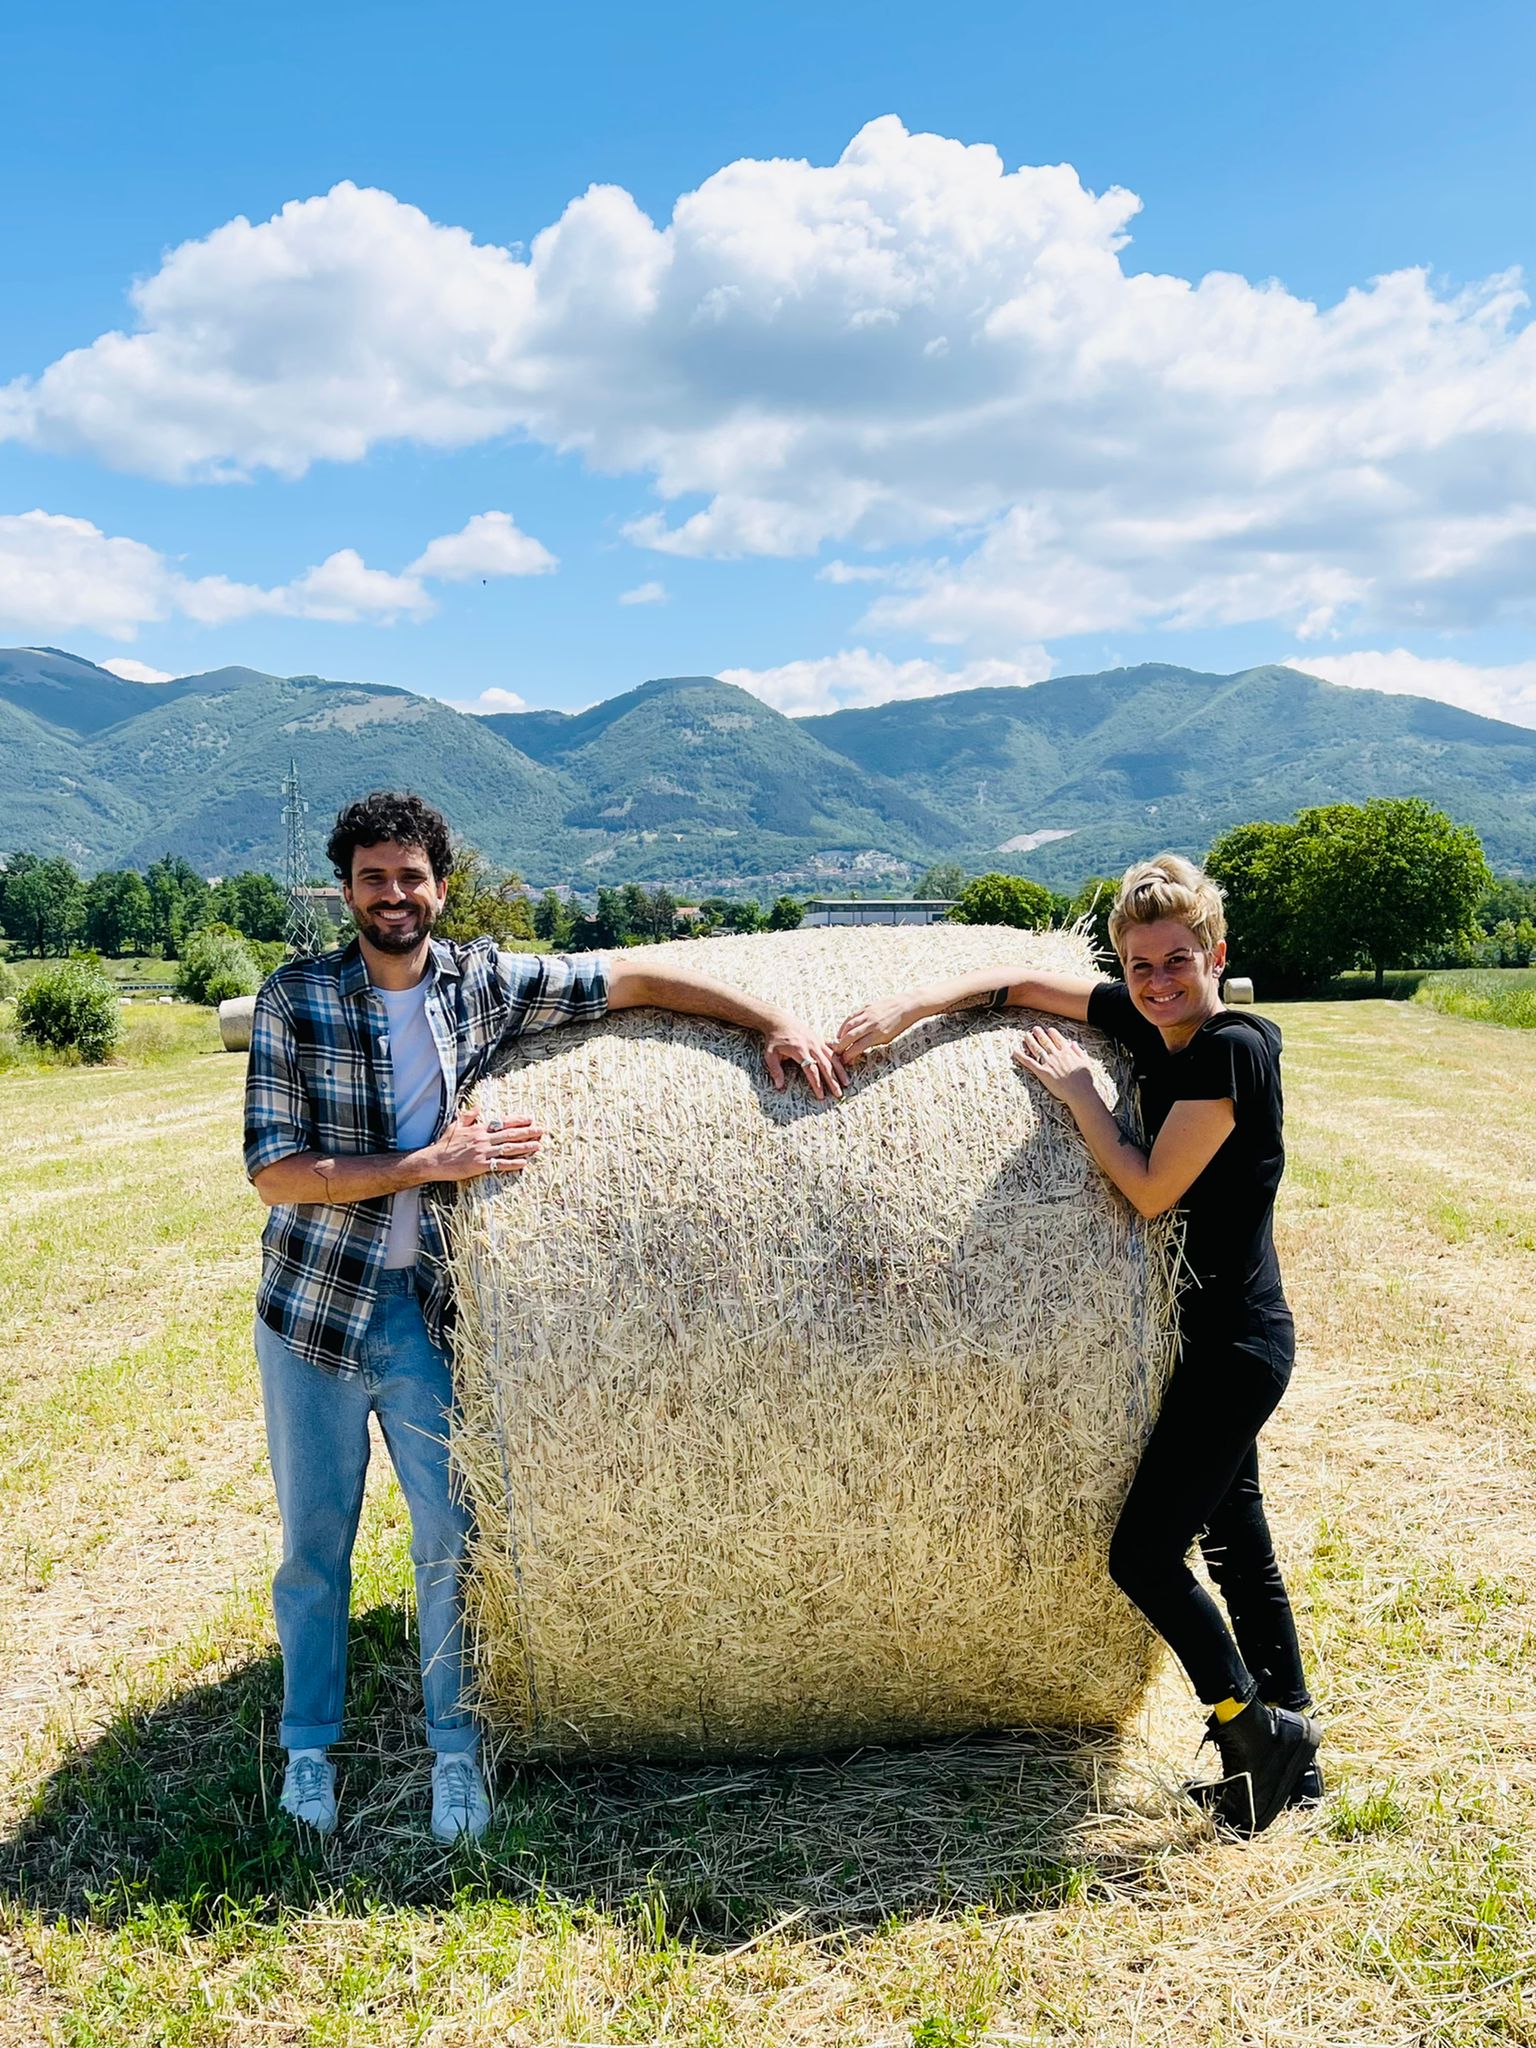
top-left (279, 1750), bottom-right (337, 1836)
top-left (430, 1751), bottom-right (492, 1843)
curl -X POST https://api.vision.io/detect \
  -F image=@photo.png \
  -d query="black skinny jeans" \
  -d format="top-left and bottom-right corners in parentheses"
top-left (1107, 1291), bottom-right (1308, 1710)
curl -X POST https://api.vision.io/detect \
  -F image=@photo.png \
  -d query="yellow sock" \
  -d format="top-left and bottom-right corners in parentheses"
top-left (1211, 1695), bottom-right (1251, 1723)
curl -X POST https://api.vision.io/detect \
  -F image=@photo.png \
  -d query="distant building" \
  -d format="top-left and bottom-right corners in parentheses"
top-left (803, 898), bottom-right (955, 927)
top-left (297, 884), bottom-right (345, 918)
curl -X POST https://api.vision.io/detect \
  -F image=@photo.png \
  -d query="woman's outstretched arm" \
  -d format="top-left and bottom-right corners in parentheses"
top-left (835, 967), bottom-right (1099, 1064)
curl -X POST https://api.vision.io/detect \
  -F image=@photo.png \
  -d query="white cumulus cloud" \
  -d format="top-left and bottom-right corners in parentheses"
top-left (4, 119), bottom-right (1536, 652)
top-left (720, 646), bottom-right (1052, 717)
top-left (0, 513), bottom-right (178, 639)
top-left (618, 579), bottom-right (667, 605)
top-left (407, 510), bottom-right (555, 580)
top-left (0, 508), bottom-right (554, 639)
top-left (1281, 648), bottom-right (1536, 728)
top-left (469, 686), bottom-right (530, 712)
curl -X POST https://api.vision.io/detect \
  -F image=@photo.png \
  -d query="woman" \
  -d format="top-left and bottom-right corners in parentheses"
top-left (835, 854), bottom-right (1320, 1834)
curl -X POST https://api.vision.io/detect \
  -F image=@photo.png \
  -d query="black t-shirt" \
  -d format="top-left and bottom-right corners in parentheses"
top-left (1086, 981), bottom-right (1285, 1314)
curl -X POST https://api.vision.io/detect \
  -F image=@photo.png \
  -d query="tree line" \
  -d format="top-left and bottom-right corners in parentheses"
top-left (0, 853), bottom-right (293, 959)
top-left (937, 800), bottom-right (1495, 992)
top-left (0, 797), bottom-right (1513, 1002)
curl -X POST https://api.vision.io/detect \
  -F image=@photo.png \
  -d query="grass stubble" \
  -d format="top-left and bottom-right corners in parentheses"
top-left (0, 998), bottom-right (1531, 2045)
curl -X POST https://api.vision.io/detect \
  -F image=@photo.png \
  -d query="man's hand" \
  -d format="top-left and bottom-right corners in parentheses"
top-left (426, 1107), bottom-right (545, 1182)
top-left (1011, 1025), bottom-right (1098, 1105)
top-left (833, 995), bottom-right (922, 1065)
top-left (763, 1014), bottom-right (849, 1100)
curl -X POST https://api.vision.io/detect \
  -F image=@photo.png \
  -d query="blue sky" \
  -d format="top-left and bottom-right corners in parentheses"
top-left (3, 0), bottom-right (1535, 723)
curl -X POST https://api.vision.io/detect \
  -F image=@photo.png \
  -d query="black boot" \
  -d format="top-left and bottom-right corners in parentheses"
top-left (1190, 1702), bottom-right (1320, 1835)
top-left (1188, 1720), bottom-right (1324, 1815)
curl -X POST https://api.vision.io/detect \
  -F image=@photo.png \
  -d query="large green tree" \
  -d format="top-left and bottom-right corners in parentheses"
top-left (1314, 796), bottom-right (1490, 991)
top-left (436, 846), bottom-right (536, 946)
top-left (209, 870), bottom-right (289, 943)
top-left (948, 872), bottom-right (1056, 931)
top-left (533, 889), bottom-right (575, 948)
top-left (4, 857), bottom-right (85, 957)
top-left (1205, 818), bottom-right (1347, 994)
top-left (1209, 800), bottom-right (1490, 993)
top-left (580, 888), bottom-right (633, 949)
top-left (83, 869), bottom-right (156, 956)
top-left (145, 855), bottom-right (211, 958)
top-left (0, 851), bottom-right (42, 941)
top-left (724, 899), bottom-right (767, 935)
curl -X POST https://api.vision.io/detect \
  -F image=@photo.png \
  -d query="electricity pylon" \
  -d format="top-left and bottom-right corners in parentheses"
top-left (281, 758), bottom-right (328, 959)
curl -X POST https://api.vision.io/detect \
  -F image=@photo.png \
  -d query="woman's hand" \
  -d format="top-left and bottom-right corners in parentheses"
top-left (1011, 1024), bottom-right (1099, 1105)
top-left (834, 995), bottom-right (922, 1064)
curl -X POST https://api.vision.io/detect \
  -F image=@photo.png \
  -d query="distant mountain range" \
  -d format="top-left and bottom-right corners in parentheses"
top-left (3, 644), bottom-right (1535, 889)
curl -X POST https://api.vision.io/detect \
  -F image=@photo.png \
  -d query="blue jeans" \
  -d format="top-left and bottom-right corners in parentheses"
top-left (255, 1272), bottom-right (477, 1754)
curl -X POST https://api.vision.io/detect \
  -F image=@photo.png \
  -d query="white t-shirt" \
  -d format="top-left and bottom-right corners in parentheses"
top-left (378, 979), bottom-right (445, 1269)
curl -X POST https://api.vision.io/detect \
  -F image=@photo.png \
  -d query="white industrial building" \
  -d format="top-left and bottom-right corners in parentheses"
top-left (802, 899), bottom-right (955, 927)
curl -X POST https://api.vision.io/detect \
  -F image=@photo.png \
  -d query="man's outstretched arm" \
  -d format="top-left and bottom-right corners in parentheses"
top-left (605, 955), bottom-right (848, 1099)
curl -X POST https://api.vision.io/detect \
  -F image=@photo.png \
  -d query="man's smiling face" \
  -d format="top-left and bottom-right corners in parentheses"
top-left (343, 838), bottom-right (449, 956)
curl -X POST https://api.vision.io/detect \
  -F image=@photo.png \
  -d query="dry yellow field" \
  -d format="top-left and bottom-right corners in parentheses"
top-left (0, 998), bottom-right (1531, 2047)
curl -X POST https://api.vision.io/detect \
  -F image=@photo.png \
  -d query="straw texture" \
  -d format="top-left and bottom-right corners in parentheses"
top-left (448, 925), bottom-right (1181, 1758)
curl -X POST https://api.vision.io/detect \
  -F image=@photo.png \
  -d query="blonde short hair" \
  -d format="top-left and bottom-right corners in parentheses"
top-left (1108, 853), bottom-right (1227, 961)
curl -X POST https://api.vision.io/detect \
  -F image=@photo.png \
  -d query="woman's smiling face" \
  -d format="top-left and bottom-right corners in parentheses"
top-left (1121, 917), bottom-right (1227, 1037)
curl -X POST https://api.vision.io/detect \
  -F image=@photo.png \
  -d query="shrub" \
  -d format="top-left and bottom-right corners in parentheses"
top-left (177, 924), bottom-right (262, 1005)
top-left (0, 957), bottom-right (18, 1001)
top-left (15, 957), bottom-right (121, 1063)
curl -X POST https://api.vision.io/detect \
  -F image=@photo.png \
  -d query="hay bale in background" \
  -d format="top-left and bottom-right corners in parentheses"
top-left (449, 926), bottom-right (1180, 1759)
top-left (217, 996), bottom-right (256, 1051)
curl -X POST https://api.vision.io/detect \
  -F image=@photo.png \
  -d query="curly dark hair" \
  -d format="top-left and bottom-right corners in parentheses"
top-left (326, 791), bottom-right (455, 883)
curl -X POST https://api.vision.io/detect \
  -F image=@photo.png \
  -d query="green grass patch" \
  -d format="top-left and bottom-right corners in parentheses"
top-left (1414, 967), bottom-right (1536, 1030)
top-left (0, 999), bottom-right (220, 1074)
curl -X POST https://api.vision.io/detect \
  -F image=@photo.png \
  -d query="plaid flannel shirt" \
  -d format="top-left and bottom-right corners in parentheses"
top-left (244, 936), bottom-right (608, 1374)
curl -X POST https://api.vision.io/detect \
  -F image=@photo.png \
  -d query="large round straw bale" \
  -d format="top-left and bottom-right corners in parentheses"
top-left (449, 925), bottom-right (1180, 1759)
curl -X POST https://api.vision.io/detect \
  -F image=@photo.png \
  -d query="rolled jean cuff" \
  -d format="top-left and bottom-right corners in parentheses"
top-left (280, 1719), bottom-right (343, 1751)
top-left (427, 1720), bottom-right (480, 1757)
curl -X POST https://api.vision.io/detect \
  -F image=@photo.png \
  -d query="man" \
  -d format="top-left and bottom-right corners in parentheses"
top-left (244, 789), bottom-right (845, 1841)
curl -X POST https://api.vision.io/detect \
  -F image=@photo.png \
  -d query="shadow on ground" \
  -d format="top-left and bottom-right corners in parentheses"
top-left (0, 1604), bottom-right (1181, 1942)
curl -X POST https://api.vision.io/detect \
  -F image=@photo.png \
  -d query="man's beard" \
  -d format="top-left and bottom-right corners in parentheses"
top-left (354, 902), bottom-right (437, 954)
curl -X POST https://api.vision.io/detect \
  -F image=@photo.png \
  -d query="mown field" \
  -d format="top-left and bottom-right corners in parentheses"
top-left (0, 998), bottom-right (1532, 2047)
